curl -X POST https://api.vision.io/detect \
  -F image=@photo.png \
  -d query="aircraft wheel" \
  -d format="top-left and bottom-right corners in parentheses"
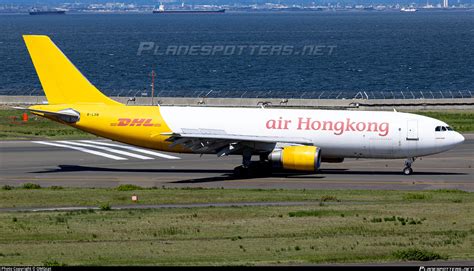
top-left (403, 167), bottom-right (413, 175)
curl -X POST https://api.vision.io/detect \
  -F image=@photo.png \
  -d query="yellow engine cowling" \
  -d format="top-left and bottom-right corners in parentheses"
top-left (268, 146), bottom-right (322, 172)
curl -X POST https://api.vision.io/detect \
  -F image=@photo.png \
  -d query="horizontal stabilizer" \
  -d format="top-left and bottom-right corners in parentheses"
top-left (14, 107), bottom-right (80, 123)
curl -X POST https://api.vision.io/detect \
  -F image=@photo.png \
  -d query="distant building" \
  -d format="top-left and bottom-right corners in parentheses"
top-left (443, 0), bottom-right (449, 7)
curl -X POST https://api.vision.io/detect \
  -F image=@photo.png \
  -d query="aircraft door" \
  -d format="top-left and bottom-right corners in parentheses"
top-left (406, 120), bottom-right (419, 140)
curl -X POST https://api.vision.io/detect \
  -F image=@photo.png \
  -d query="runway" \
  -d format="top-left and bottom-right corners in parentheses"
top-left (0, 136), bottom-right (473, 191)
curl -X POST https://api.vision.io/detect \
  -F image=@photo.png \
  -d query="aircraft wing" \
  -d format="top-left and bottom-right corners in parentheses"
top-left (162, 129), bottom-right (312, 156)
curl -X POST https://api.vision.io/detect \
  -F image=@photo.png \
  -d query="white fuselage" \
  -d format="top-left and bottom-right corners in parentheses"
top-left (160, 107), bottom-right (465, 159)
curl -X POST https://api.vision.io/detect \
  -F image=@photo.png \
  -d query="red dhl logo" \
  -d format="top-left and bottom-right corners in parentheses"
top-left (110, 118), bottom-right (161, 127)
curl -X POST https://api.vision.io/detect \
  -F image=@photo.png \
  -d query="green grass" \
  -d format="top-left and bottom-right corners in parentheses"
top-left (21, 183), bottom-right (42, 190)
top-left (1, 186), bottom-right (472, 209)
top-left (99, 203), bottom-right (112, 211)
top-left (403, 193), bottom-right (433, 200)
top-left (393, 248), bottom-right (446, 261)
top-left (414, 111), bottom-right (474, 133)
top-left (288, 210), bottom-right (351, 217)
top-left (116, 184), bottom-right (146, 191)
top-left (0, 187), bottom-right (472, 265)
top-left (1, 185), bottom-right (13, 191)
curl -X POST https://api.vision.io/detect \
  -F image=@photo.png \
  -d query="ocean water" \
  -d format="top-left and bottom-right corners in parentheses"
top-left (0, 11), bottom-right (473, 98)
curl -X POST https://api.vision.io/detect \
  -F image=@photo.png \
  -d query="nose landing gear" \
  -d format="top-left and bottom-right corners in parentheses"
top-left (403, 157), bottom-right (415, 175)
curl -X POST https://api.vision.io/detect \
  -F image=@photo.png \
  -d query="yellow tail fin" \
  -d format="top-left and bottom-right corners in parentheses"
top-left (23, 35), bottom-right (122, 106)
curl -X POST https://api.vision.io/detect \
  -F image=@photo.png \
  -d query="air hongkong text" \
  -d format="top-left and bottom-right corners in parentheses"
top-left (265, 117), bottom-right (390, 136)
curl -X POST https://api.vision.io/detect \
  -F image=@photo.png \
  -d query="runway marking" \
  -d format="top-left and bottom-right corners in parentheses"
top-left (31, 141), bottom-right (127, 161)
top-left (31, 140), bottom-right (180, 161)
top-left (79, 140), bottom-right (181, 160)
top-left (57, 141), bottom-right (154, 160)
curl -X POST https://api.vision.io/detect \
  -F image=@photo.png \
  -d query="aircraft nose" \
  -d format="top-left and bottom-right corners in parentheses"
top-left (454, 132), bottom-right (465, 145)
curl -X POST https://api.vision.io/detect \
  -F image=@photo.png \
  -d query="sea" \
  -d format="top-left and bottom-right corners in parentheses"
top-left (0, 11), bottom-right (473, 99)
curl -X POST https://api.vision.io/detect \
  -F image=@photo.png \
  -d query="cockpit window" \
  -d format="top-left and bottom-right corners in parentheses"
top-left (435, 126), bottom-right (453, 132)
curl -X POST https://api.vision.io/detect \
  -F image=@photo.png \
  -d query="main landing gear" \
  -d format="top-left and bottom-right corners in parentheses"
top-left (233, 149), bottom-right (253, 177)
top-left (233, 151), bottom-right (272, 177)
top-left (403, 157), bottom-right (415, 175)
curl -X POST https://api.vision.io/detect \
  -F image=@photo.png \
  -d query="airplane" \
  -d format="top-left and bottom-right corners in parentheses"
top-left (18, 35), bottom-right (465, 176)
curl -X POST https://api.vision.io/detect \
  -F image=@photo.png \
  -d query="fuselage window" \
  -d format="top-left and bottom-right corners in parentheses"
top-left (446, 126), bottom-right (453, 131)
top-left (435, 126), bottom-right (442, 132)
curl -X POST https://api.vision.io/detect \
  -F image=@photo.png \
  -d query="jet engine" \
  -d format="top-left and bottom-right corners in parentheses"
top-left (268, 145), bottom-right (321, 172)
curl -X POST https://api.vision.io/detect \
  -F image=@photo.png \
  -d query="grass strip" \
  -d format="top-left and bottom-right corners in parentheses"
top-left (0, 186), bottom-right (471, 209)
top-left (0, 187), bottom-right (472, 265)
